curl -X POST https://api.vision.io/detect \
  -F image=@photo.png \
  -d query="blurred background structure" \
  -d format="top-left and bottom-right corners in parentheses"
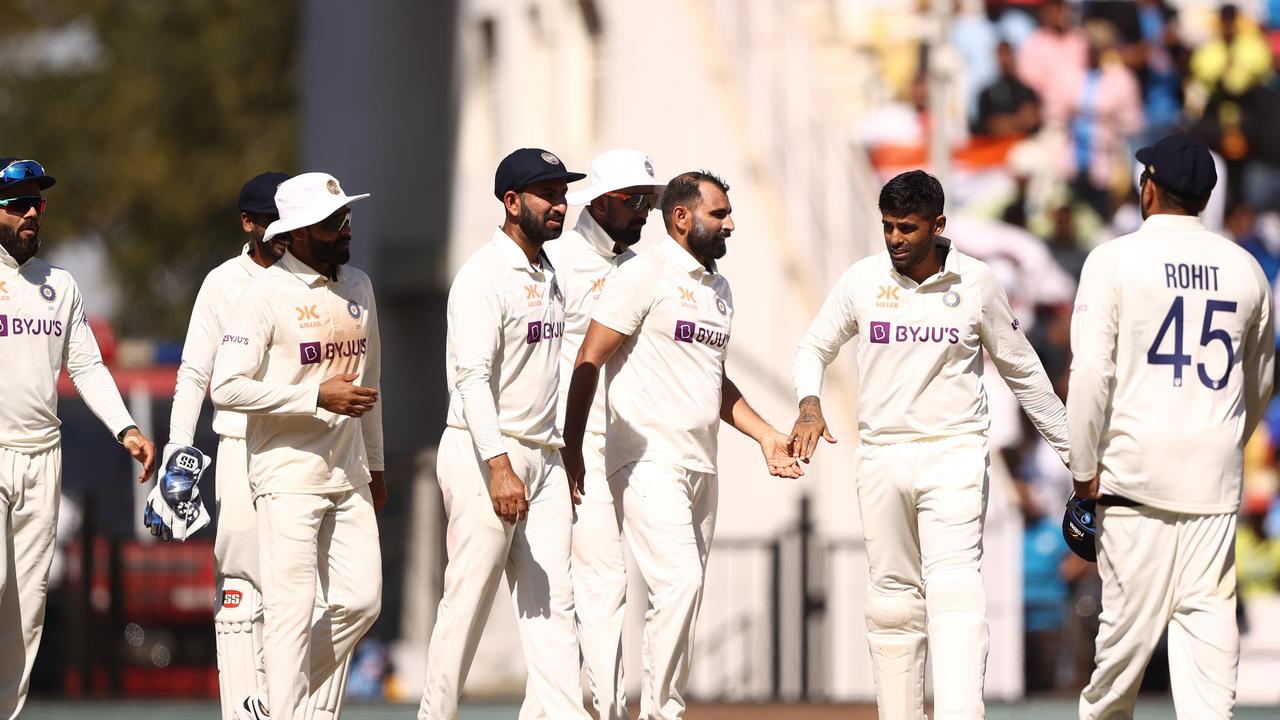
top-left (3, 0), bottom-right (1280, 713)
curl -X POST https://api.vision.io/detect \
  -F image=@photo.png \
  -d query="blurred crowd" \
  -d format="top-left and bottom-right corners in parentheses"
top-left (859, 0), bottom-right (1280, 696)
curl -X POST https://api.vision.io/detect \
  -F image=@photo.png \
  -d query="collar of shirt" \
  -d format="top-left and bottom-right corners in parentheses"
top-left (880, 235), bottom-right (960, 287)
top-left (660, 236), bottom-right (718, 278)
top-left (575, 210), bottom-right (625, 260)
top-left (276, 248), bottom-right (339, 288)
top-left (491, 226), bottom-right (555, 275)
top-left (235, 243), bottom-right (267, 276)
top-left (1139, 214), bottom-right (1207, 233)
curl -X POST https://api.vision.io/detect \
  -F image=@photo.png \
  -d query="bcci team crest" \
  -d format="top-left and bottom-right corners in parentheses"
top-left (347, 300), bottom-right (361, 319)
top-left (715, 297), bottom-right (727, 315)
top-left (943, 290), bottom-right (960, 308)
top-left (645, 159), bottom-right (655, 178)
top-left (39, 284), bottom-right (56, 303)
top-left (326, 178), bottom-right (341, 195)
top-left (540, 152), bottom-right (561, 166)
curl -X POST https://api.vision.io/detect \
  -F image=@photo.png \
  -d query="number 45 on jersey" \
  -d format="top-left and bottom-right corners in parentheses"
top-left (1147, 296), bottom-right (1237, 390)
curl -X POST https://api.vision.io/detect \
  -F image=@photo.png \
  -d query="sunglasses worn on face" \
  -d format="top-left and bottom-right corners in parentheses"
top-left (604, 191), bottom-right (657, 212)
top-left (0, 196), bottom-right (46, 215)
top-left (1, 159), bottom-right (47, 184)
top-left (319, 210), bottom-right (351, 233)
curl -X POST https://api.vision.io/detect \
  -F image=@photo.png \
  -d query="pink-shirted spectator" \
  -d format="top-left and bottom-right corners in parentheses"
top-left (1016, 0), bottom-right (1087, 125)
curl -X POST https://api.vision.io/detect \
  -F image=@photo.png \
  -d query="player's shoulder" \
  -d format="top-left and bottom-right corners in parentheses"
top-left (543, 228), bottom-right (586, 265)
top-left (340, 263), bottom-right (373, 287)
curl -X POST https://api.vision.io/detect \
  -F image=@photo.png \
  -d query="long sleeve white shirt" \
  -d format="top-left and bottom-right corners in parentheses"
top-left (444, 227), bottom-right (565, 460)
top-left (210, 250), bottom-right (383, 496)
top-left (591, 238), bottom-right (734, 476)
top-left (169, 246), bottom-right (266, 446)
top-left (543, 211), bottom-right (636, 436)
top-left (1068, 214), bottom-right (1274, 514)
top-left (0, 244), bottom-right (136, 452)
top-left (794, 239), bottom-right (1069, 462)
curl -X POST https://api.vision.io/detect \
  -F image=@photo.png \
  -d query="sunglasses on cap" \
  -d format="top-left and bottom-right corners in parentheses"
top-left (318, 209), bottom-right (351, 233)
top-left (0, 196), bottom-right (46, 215)
top-left (603, 191), bottom-right (658, 212)
top-left (1, 159), bottom-right (48, 185)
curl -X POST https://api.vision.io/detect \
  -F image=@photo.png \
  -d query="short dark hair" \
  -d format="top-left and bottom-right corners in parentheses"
top-left (879, 170), bottom-right (945, 220)
top-left (661, 170), bottom-right (729, 229)
top-left (1153, 180), bottom-right (1210, 215)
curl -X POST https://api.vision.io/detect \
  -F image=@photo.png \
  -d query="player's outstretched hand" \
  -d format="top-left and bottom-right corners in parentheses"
top-left (122, 427), bottom-right (157, 482)
top-left (761, 431), bottom-right (805, 479)
top-left (318, 372), bottom-right (379, 417)
top-left (789, 396), bottom-right (837, 463)
top-left (487, 454), bottom-right (529, 525)
top-left (369, 470), bottom-right (388, 513)
top-left (560, 445), bottom-right (585, 507)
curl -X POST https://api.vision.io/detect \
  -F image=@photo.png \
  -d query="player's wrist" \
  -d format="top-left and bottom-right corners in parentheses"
top-left (117, 425), bottom-right (139, 443)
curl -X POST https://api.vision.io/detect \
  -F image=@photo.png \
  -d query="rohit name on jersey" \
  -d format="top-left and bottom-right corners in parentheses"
top-left (1164, 263), bottom-right (1220, 290)
top-left (0, 314), bottom-right (63, 337)
top-left (869, 320), bottom-right (960, 345)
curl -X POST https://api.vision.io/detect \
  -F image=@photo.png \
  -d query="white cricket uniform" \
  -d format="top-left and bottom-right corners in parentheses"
top-left (420, 228), bottom-right (587, 720)
top-left (211, 250), bottom-right (382, 720)
top-left (0, 245), bottom-right (136, 720)
top-left (1068, 214), bottom-right (1274, 719)
top-left (793, 239), bottom-right (1068, 720)
top-left (589, 237), bottom-right (733, 720)
top-left (172, 246), bottom-right (351, 720)
top-left (543, 211), bottom-right (634, 720)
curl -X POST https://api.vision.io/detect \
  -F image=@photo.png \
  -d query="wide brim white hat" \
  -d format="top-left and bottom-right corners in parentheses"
top-left (263, 172), bottom-right (371, 242)
top-left (566, 148), bottom-right (665, 206)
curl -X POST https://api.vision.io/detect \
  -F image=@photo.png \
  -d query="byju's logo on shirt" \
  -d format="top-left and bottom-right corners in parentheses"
top-left (299, 339), bottom-right (368, 365)
top-left (869, 320), bottom-right (959, 345)
top-left (674, 320), bottom-right (729, 348)
top-left (526, 320), bottom-right (564, 345)
top-left (0, 314), bottom-right (63, 338)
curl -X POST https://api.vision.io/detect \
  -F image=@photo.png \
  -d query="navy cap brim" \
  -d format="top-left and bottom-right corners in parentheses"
top-left (514, 170), bottom-right (587, 191)
top-left (1134, 146), bottom-right (1154, 166)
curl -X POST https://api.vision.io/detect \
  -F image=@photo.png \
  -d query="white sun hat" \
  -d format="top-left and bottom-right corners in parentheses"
top-left (565, 148), bottom-right (665, 206)
top-left (262, 172), bottom-right (371, 242)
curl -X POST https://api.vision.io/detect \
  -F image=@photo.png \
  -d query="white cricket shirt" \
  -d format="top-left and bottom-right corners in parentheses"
top-left (793, 238), bottom-right (1069, 460)
top-left (0, 244), bottom-right (136, 452)
top-left (170, 246), bottom-right (265, 446)
top-left (444, 227), bottom-right (566, 460)
top-left (543, 211), bottom-right (636, 436)
top-left (591, 238), bottom-right (734, 476)
top-left (1068, 214), bottom-right (1274, 514)
top-left (210, 250), bottom-right (383, 496)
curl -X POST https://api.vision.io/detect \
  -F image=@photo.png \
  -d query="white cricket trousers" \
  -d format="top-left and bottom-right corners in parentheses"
top-left (0, 446), bottom-right (59, 720)
top-left (1080, 506), bottom-right (1238, 720)
top-left (611, 460), bottom-right (718, 720)
top-left (257, 484), bottom-right (381, 720)
top-left (572, 430), bottom-right (627, 720)
top-left (855, 434), bottom-right (990, 720)
top-left (419, 428), bottom-right (587, 720)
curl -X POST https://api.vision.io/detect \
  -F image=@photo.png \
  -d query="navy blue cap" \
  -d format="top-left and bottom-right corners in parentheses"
top-left (0, 158), bottom-right (55, 190)
top-left (493, 148), bottom-right (585, 200)
top-left (238, 171), bottom-right (291, 215)
top-left (1135, 134), bottom-right (1217, 198)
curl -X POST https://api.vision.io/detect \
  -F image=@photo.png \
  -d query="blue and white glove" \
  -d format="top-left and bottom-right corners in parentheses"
top-left (143, 443), bottom-right (213, 542)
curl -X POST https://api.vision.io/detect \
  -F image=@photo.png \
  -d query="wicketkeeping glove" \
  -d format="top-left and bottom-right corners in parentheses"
top-left (143, 443), bottom-right (213, 542)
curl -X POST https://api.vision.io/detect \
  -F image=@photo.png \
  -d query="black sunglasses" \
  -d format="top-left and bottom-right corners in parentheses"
top-left (318, 209), bottom-right (351, 233)
top-left (0, 196), bottom-right (46, 215)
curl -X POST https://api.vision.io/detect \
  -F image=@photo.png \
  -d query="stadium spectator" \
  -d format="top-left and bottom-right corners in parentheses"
top-left (1017, 0), bottom-right (1087, 125)
top-left (974, 41), bottom-right (1041, 137)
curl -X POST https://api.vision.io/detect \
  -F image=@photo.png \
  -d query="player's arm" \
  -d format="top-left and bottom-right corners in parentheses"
top-left (563, 320), bottom-right (630, 499)
top-left (1065, 251), bottom-right (1120, 499)
top-left (721, 372), bottom-right (803, 479)
top-left (361, 283), bottom-right (387, 512)
top-left (448, 272), bottom-right (525, 524)
top-left (790, 270), bottom-right (859, 461)
top-left (62, 281), bottom-right (156, 481)
top-left (978, 266), bottom-right (1069, 467)
top-left (1241, 263), bottom-right (1276, 439)
top-left (169, 275), bottom-right (222, 447)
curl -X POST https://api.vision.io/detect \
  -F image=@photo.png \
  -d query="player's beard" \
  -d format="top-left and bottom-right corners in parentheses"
top-left (311, 229), bottom-right (351, 266)
top-left (519, 202), bottom-right (564, 245)
top-left (0, 221), bottom-right (39, 265)
top-left (687, 219), bottom-right (728, 262)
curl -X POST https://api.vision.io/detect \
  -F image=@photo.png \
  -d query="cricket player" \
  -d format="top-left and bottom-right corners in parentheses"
top-left (563, 170), bottom-right (803, 720)
top-left (211, 172), bottom-right (385, 720)
top-left (790, 170), bottom-right (1069, 720)
top-left (544, 148), bottom-right (664, 720)
top-left (1069, 134), bottom-right (1274, 719)
top-left (419, 148), bottom-right (591, 720)
top-left (159, 172), bottom-right (352, 719)
top-left (0, 157), bottom-right (156, 718)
